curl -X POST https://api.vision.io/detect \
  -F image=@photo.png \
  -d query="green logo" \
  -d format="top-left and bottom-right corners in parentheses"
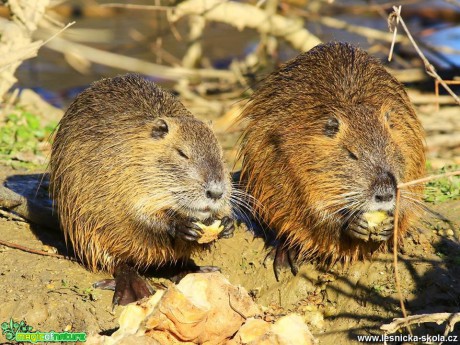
top-left (1, 319), bottom-right (33, 340)
top-left (1, 319), bottom-right (87, 343)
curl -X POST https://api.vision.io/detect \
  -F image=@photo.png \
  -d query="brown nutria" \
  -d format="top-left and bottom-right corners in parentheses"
top-left (238, 42), bottom-right (425, 278)
top-left (49, 74), bottom-right (234, 305)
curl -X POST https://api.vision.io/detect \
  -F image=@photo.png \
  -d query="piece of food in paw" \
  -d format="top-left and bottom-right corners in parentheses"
top-left (194, 220), bottom-right (224, 244)
top-left (363, 211), bottom-right (388, 229)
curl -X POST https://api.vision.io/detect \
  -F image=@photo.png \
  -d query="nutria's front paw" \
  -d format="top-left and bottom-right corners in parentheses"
top-left (369, 215), bottom-right (394, 242)
top-left (345, 213), bottom-right (394, 242)
top-left (217, 216), bottom-right (235, 239)
top-left (169, 217), bottom-right (204, 242)
top-left (344, 218), bottom-right (372, 242)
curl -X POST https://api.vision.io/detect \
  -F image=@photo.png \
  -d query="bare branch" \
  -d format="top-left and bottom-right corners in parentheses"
top-left (101, 3), bottom-right (172, 11)
top-left (39, 34), bottom-right (238, 82)
top-left (169, 0), bottom-right (321, 52)
top-left (381, 312), bottom-right (460, 337)
top-left (390, 6), bottom-right (460, 107)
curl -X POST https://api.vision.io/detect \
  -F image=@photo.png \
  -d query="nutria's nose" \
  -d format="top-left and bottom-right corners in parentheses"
top-left (205, 182), bottom-right (224, 201)
top-left (373, 171), bottom-right (396, 203)
top-left (375, 192), bottom-right (394, 203)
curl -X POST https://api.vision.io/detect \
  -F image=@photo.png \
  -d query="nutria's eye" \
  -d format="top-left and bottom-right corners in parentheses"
top-left (324, 117), bottom-right (340, 137)
top-left (384, 111), bottom-right (395, 128)
top-left (151, 118), bottom-right (169, 139)
top-left (176, 148), bottom-right (189, 159)
top-left (347, 148), bottom-right (358, 160)
top-left (385, 112), bottom-right (390, 122)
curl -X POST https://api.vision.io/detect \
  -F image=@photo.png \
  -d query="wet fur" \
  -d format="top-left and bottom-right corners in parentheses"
top-left (50, 74), bottom-right (231, 272)
top-left (238, 42), bottom-right (425, 265)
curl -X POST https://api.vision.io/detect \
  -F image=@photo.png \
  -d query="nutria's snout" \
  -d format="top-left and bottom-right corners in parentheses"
top-left (368, 170), bottom-right (398, 212)
top-left (344, 170), bottom-right (398, 243)
top-left (176, 175), bottom-right (231, 221)
top-left (205, 180), bottom-right (225, 201)
top-left (192, 180), bottom-right (230, 221)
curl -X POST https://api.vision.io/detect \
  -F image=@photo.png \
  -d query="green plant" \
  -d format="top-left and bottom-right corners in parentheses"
top-left (423, 165), bottom-right (460, 203)
top-left (0, 107), bottom-right (57, 168)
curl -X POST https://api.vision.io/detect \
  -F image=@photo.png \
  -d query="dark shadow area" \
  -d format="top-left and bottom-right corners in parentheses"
top-left (2, 173), bottom-right (68, 257)
top-left (317, 234), bottom-right (460, 343)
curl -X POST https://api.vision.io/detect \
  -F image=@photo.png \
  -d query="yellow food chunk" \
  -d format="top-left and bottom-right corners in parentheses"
top-left (195, 220), bottom-right (224, 244)
top-left (363, 211), bottom-right (388, 228)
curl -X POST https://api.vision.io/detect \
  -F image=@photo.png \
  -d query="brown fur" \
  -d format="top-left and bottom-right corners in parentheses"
top-left (238, 42), bottom-right (425, 265)
top-left (50, 74), bottom-right (231, 273)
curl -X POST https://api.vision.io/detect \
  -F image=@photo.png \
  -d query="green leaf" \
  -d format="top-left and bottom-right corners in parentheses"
top-left (24, 112), bottom-right (40, 130)
top-left (6, 113), bottom-right (19, 123)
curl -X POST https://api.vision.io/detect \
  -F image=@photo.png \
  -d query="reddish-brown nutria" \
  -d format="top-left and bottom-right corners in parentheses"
top-left (238, 42), bottom-right (425, 277)
top-left (50, 74), bottom-right (234, 305)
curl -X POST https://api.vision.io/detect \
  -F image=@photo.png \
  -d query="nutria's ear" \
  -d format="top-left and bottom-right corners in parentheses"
top-left (152, 118), bottom-right (169, 139)
top-left (324, 117), bottom-right (340, 137)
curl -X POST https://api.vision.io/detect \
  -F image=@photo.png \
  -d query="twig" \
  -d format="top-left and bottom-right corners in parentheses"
top-left (392, 189), bottom-right (410, 326)
top-left (0, 239), bottom-right (76, 261)
top-left (0, 21), bottom-right (75, 72)
top-left (41, 20), bottom-right (76, 46)
top-left (398, 171), bottom-right (460, 188)
top-left (101, 3), bottom-right (173, 11)
top-left (435, 80), bottom-right (460, 111)
top-left (389, 6), bottom-right (460, 106)
top-left (39, 35), bottom-right (237, 82)
top-left (381, 312), bottom-right (460, 337)
top-left (387, 5), bottom-right (401, 61)
top-left (228, 292), bottom-right (249, 320)
top-left (312, 15), bottom-right (402, 43)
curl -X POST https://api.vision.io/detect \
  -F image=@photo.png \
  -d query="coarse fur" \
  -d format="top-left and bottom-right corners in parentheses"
top-left (238, 42), bottom-right (425, 265)
top-left (50, 74), bottom-right (232, 273)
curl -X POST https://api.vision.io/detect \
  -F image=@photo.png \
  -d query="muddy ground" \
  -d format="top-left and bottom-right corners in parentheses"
top-left (0, 161), bottom-right (459, 344)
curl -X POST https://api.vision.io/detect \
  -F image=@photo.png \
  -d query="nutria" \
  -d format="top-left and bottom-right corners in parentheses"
top-left (49, 74), bottom-right (234, 305)
top-left (238, 42), bottom-right (425, 278)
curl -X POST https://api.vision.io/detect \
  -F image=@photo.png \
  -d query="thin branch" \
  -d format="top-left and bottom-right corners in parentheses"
top-left (398, 171), bottom-right (460, 188)
top-left (39, 34), bottom-right (237, 82)
top-left (387, 5), bottom-right (400, 61)
top-left (313, 15), bottom-right (403, 43)
top-left (101, 3), bottom-right (173, 11)
top-left (390, 6), bottom-right (460, 106)
top-left (381, 312), bottom-right (460, 336)
top-left (0, 21), bottom-right (74, 71)
top-left (393, 189), bottom-right (410, 324)
top-left (0, 239), bottom-right (76, 261)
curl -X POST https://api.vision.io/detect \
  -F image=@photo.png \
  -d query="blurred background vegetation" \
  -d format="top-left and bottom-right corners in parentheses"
top-left (0, 0), bottom-right (459, 184)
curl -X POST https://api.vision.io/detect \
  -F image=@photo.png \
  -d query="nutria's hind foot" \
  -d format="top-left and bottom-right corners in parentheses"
top-left (93, 264), bottom-right (154, 308)
top-left (218, 216), bottom-right (235, 239)
top-left (264, 243), bottom-right (299, 282)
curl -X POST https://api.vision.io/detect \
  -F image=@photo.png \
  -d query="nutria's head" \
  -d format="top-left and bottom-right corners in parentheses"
top-left (238, 42), bottom-right (425, 263)
top-left (130, 115), bottom-right (232, 224)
